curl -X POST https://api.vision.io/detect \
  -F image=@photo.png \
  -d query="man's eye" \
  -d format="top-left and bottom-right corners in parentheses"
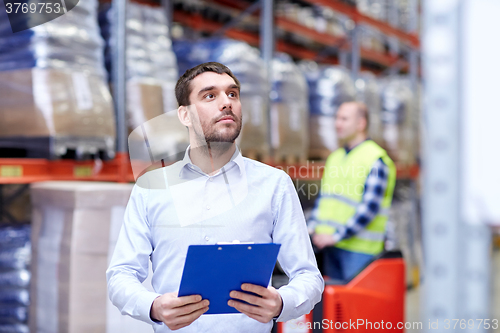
top-left (205, 94), bottom-right (214, 99)
top-left (228, 92), bottom-right (237, 97)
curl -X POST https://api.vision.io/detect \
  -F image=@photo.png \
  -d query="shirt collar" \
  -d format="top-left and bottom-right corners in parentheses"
top-left (178, 145), bottom-right (244, 178)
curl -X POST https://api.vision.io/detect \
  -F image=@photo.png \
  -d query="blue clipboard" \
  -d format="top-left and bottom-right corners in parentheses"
top-left (178, 243), bottom-right (281, 314)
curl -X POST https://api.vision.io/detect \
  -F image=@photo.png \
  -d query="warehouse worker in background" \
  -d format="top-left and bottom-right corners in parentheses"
top-left (107, 62), bottom-right (323, 332)
top-left (308, 101), bottom-right (396, 281)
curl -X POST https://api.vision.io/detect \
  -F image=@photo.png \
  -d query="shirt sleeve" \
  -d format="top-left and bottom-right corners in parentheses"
top-left (332, 158), bottom-right (389, 242)
top-left (273, 173), bottom-right (325, 322)
top-left (106, 184), bottom-right (162, 326)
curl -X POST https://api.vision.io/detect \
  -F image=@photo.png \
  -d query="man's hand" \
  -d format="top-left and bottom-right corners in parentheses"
top-left (227, 284), bottom-right (283, 323)
top-left (312, 233), bottom-right (336, 250)
top-left (150, 292), bottom-right (209, 330)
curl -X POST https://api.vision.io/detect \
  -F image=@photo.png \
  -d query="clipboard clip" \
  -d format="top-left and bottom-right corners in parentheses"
top-left (216, 240), bottom-right (255, 245)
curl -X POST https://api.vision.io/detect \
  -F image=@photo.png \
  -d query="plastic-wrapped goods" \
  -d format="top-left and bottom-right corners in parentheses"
top-left (29, 182), bottom-right (155, 333)
top-left (300, 62), bottom-right (356, 159)
top-left (0, 307), bottom-right (27, 325)
top-left (99, 2), bottom-right (178, 81)
top-left (270, 53), bottom-right (309, 163)
top-left (0, 289), bottom-right (29, 307)
top-left (173, 38), bottom-right (269, 159)
top-left (0, 68), bottom-right (116, 158)
top-left (0, 247), bottom-right (30, 270)
top-left (0, 0), bottom-right (116, 159)
top-left (0, 225), bottom-right (31, 328)
top-left (99, 3), bottom-right (185, 157)
top-left (0, 324), bottom-right (29, 333)
top-left (0, 225), bottom-right (30, 250)
top-left (379, 76), bottom-right (416, 166)
top-left (355, 72), bottom-right (384, 147)
top-left (0, 0), bottom-right (105, 76)
top-left (0, 270), bottom-right (30, 289)
top-left (356, 0), bottom-right (387, 52)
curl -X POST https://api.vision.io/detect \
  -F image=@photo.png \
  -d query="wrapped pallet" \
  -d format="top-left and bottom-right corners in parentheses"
top-left (270, 53), bottom-right (309, 163)
top-left (355, 71), bottom-right (384, 148)
top-left (99, 3), bottom-right (186, 156)
top-left (29, 181), bottom-right (155, 333)
top-left (173, 38), bottom-right (269, 160)
top-left (0, 0), bottom-right (115, 159)
top-left (379, 76), bottom-right (416, 166)
top-left (356, 0), bottom-right (387, 52)
top-left (300, 62), bottom-right (356, 159)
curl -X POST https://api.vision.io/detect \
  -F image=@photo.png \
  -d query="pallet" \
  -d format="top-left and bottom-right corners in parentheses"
top-left (0, 136), bottom-right (115, 160)
top-left (308, 148), bottom-right (332, 161)
top-left (273, 153), bottom-right (308, 165)
top-left (241, 148), bottom-right (271, 164)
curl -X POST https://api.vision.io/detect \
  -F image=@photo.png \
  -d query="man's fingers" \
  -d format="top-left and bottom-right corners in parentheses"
top-left (171, 294), bottom-right (203, 308)
top-left (241, 283), bottom-right (268, 296)
top-left (177, 306), bottom-right (210, 326)
top-left (176, 299), bottom-right (210, 316)
top-left (230, 290), bottom-right (263, 306)
top-left (169, 306), bottom-right (209, 330)
top-left (228, 299), bottom-right (263, 317)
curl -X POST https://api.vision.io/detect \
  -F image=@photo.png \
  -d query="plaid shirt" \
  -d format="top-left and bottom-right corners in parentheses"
top-left (308, 157), bottom-right (389, 243)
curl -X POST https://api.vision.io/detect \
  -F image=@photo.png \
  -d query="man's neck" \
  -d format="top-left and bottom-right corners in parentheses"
top-left (345, 133), bottom-right (367, 151)
top-left (189, 142), bottom-right (236, 176)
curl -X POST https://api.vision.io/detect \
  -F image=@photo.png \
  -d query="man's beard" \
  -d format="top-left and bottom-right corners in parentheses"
top-left (195, 110), bottom-right (242, 144)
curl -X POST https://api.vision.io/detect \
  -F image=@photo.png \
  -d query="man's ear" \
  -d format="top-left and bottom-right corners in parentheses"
top-left (358, 116), bottom-right (368, 133)
top-left (178, 105), bottom-right (191, 127)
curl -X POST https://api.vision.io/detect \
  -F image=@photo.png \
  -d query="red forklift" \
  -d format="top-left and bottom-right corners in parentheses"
top-left (274, 251), bottom-right (406, 333)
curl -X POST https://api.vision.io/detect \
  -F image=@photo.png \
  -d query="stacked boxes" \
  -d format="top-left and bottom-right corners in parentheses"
top-left (379, 76), bottom-right (416, 166)
top-left (30, 181), bottom-right (155, 333)
top-left (0, 0), bottom-right (115, 159)
top-left (301, 62), bottom-right (356, 159)
top-left (271, 53), bottom-right (309, 163)
top-left (99, 3), bottom-right (182, 128)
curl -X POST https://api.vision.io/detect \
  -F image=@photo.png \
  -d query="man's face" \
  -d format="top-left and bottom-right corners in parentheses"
top-left (335, 103), bottom-right (363, 141)
top-left (187, 72), bottom-right (242, 143)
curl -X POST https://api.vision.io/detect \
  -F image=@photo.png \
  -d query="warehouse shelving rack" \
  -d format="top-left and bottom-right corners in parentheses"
top-left (0, 0), bottom-right (420, 222)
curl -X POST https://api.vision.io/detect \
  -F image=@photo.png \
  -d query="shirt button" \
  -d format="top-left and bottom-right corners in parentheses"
top-left (205, 236), bottom-right (209, 241)
top-left (209, 177), bottom-right (214, 182)
top-left (206, 205), bottom-right (210, 210)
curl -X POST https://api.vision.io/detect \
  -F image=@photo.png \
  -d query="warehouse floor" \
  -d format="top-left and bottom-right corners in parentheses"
top-left (406, 248), bottom-right (500, 333)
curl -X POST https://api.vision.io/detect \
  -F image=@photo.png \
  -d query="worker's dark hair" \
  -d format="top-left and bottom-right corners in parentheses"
top-left (175, 62), bottom-right (241, 107)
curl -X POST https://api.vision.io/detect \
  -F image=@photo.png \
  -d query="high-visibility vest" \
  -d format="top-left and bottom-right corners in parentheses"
top-left (314, 140), bottom-right (396, 255)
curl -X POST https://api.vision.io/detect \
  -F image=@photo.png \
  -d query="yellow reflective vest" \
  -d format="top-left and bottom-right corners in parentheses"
top-left (314, 140), bottom-right (396, 255)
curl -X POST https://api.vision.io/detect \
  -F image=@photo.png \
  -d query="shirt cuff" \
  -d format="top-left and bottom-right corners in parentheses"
top-left (138, 291), bottom-right (163, 326)
top-left (275, 287), bottom-right (294, 322)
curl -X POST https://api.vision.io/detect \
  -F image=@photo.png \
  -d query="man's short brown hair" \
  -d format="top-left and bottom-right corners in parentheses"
top-left (355, 102), bottom-right (369, 132)
top-left (175, 62), bottom-right (241, 107)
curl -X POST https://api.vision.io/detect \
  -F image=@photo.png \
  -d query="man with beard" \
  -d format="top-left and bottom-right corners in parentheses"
top-left (107, 62), bottom-right (323, 333)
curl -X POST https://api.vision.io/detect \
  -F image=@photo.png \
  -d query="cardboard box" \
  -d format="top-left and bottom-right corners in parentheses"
top-left (0, 68), bottom-right (116, 138)
top-left (308, 114), bottom-right (338, 158)
top-left (237, 95), bottom-right (270, 158)
top-left (29, 181), bottom-right (154, 333)
top-left (270, 102), bottom-right (309, 162)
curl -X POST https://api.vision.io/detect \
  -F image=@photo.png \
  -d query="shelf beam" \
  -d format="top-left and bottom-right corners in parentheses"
top-left (302, 0), bottom-right (419, 47)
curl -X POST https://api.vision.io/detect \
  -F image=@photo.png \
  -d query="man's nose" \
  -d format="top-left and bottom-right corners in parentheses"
top-left (220, 95), bottom-right (232, 110)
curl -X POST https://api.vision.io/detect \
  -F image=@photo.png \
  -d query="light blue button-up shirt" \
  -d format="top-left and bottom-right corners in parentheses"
top-left (106, 146), bottom-right (324, 333)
